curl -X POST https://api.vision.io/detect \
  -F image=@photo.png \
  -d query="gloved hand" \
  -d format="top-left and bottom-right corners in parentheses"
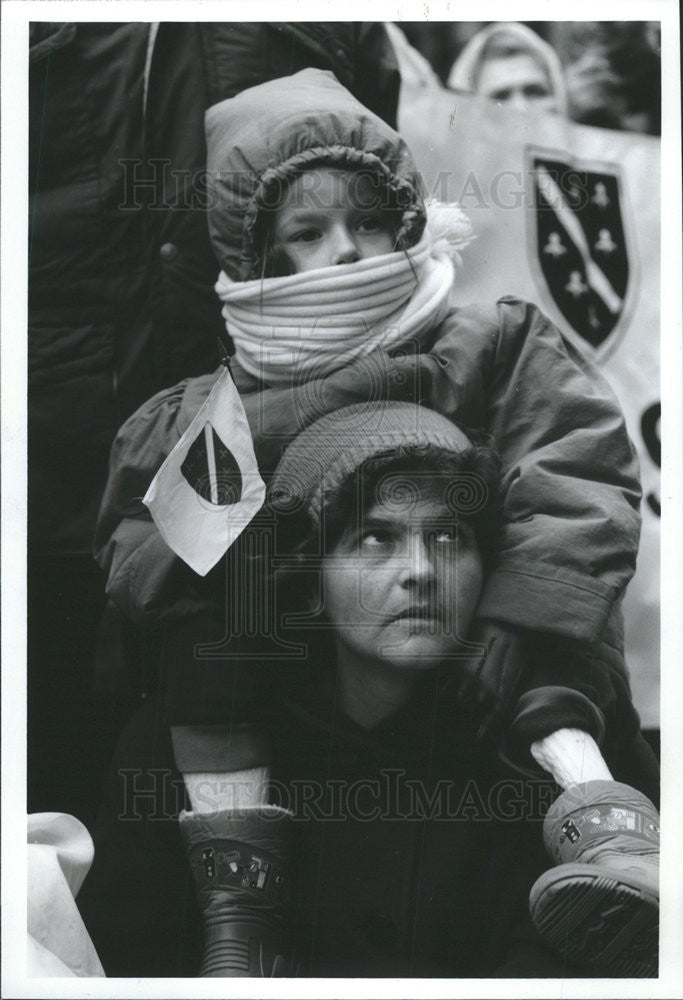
top-left (443, 617), bottom-right (530, 745)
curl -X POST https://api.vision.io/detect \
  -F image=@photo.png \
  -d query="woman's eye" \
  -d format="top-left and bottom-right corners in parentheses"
top-left (360, 530), bottom-right (392, 548)
top-left (430, 529), bottom-right (457, 545)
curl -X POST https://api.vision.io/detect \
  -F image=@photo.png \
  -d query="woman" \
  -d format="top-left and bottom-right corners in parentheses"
top-left (79, 403), bottom-right (657, 977)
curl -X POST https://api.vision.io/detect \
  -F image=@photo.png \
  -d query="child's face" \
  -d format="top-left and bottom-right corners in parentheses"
top-left (272, 168), bottom-right (396, 273)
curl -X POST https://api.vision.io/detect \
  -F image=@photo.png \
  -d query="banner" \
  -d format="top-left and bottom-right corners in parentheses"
top-left (400, 90), bottom-right (660, 726)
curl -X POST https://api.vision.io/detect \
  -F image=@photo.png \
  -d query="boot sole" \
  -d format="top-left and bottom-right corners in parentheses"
top-left (529, 864), bottom-right (659, 977)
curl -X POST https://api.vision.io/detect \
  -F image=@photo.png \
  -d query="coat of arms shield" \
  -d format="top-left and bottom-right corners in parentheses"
top-left (529, 152), bottom-right (629, 348)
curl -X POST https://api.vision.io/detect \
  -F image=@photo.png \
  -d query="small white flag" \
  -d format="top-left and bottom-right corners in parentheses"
top-left (143, 367), bottom-right (266, 576)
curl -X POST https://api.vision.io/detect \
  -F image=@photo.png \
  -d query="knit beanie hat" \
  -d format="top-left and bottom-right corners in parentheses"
top-left (269, 402), bottom-right (474, 526)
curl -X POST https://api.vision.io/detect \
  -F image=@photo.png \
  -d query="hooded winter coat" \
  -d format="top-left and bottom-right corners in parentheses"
top-left (93, 70), bottom-right (647, 774)
top-left (28, 24), bottom-right (400, 555)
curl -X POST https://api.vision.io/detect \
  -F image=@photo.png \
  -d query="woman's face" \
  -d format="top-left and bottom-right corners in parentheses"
top-left (320, 474), bottom-right (484, 676)
top-left (477, 54), bottom-right (556, 113)
top-left (272, 168), bottom-right (396, 273)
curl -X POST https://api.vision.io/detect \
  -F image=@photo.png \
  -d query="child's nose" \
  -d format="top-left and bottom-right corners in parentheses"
top-left (329, 225), bottom-right (360, 266)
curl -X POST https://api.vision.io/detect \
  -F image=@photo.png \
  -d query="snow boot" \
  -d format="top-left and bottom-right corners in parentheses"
top-left (179, 805), bottom-right (293, 976)
top-left (529, 780), bottom-right (659, 976)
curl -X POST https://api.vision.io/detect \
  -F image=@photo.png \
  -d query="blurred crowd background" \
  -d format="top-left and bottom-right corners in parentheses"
top-left (398, 21), bottom-right (661, 134)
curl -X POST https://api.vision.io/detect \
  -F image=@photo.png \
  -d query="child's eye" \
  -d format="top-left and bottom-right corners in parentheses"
top-left (291, 229), bottom-right (321, 243)
top-left (356, 217), bottom-right (383, 234)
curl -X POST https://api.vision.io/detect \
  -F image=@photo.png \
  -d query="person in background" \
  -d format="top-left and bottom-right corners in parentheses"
top-left (27, 20), bottom-right (401, 826)
top-left (446, 21), bottom-right (567, 114)
top-left (551, 21), bottom-right (661, 135)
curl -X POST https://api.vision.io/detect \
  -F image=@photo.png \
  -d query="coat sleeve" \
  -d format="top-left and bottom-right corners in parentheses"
top-left (427, 297), bottom-right (642, 644)
top-left (93, 374), bottom-right (218, 622)
top-left (95, 352), bottom-right (419, 621)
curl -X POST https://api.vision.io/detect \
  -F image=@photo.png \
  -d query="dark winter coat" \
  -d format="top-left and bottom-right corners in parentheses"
top-left (28, 22), bottom-right (400, 553)
top-left (96, 298), bottom-right (640, 640)
top-left (92, 66), bottom-right (640, 647)
top-left (89, 66), bottom-right (650, 797)
top-left (92, 292), bottom-right (654, 786)
top-left (78, 672), bottom-right (595, 978)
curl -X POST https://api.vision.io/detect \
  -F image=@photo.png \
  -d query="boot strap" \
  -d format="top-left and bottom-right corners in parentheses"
top-left (187, 837), bottom-right (288, 904)
top-left (553, 803), bottom-right (660, 864)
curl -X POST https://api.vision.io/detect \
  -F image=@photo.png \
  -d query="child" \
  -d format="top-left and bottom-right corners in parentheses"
top-left (95, 68), bottom-right (658, 975)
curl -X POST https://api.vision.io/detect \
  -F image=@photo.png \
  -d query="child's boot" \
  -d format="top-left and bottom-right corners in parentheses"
top-left (178, 805), bottom-right (293, 976)
top-left (529, 780), bottom-right (659, 976)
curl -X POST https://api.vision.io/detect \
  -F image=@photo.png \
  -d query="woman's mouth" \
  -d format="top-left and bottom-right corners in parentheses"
top-left (389, 607), bottom-right (440, 623)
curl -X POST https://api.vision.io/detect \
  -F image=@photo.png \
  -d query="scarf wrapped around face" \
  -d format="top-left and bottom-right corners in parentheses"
top-left (214, 202), bottom-right (471, 387)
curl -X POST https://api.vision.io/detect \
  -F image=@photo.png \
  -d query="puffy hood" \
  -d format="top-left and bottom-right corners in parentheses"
top-left (447, 22), bottom-right (568, 114)
top-left (205, 68), bottom-right (427, 281)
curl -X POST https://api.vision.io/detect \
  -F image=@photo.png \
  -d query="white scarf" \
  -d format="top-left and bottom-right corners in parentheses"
top-left (214, 202), bottom-right (470, 387)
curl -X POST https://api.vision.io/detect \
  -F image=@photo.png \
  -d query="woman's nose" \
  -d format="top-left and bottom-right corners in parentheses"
top-left (329, 225), bottom-right (360, 266)
top-left (399, 534), bottom-right (436, 586)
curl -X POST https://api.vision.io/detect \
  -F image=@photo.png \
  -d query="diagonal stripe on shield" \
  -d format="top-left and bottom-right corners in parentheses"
top-left (529, 152), bottom-right (629, 348)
